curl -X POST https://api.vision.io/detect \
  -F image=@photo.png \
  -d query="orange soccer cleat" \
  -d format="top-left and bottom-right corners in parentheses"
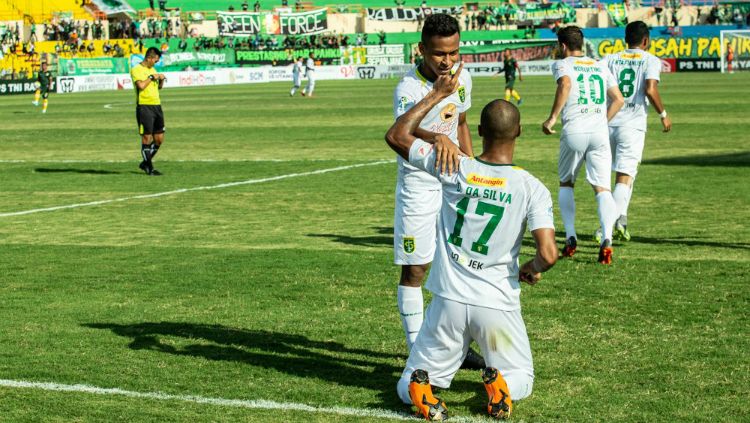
top-left (598, 239), bottom-right (613, 265)
top-left (408, 369), bottom-right (448, 421)
top-left (482, 367), bottom-right (512, 419)
top-left (561, 236), bottom-right (577, 258)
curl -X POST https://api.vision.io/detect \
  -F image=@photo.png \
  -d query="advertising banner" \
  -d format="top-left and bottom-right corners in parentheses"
top-left (218, 11), bottom-right (263, 36)
top-left (236, 48), bottom-right (341, 65)
top-left (463, 60), bottom-right (554, 77)
top-left (58, 58), bottom-right (130, 76)
top-left (0, 79), bottom-right (43, 95)
top-left (160, 51), bottom-right (233, 68)
top-left (366, 6), bottom-right (464, 21)
top-left (589, 35), bottom-right (750, 59)
top-left (459, 39), bottom-right (557, 62)
top-left (340, 45), bottom-right (405, 65)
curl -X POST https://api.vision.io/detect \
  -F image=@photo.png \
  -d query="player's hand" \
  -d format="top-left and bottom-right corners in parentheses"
top-left (542, 117), bottom-right (557, 135)
top-left (661, 116), bottom-right (672, 133)
top-left (433, 62), bottom-right (463, 99)
top-left (433, 134), bottom-right (461, 176)
top-left (519, 261), bottom-right (541, 285)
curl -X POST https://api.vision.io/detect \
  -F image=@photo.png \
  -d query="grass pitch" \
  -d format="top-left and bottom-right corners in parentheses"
top-left (0, 72), bottom-right (748, 422)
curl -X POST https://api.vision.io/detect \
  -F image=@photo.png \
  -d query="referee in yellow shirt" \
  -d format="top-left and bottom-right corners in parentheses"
top-left (131, 47), bottom-right (167, 175)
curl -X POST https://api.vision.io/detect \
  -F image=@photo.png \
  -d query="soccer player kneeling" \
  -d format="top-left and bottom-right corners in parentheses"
top-left (385, 63), bottom-right (558, 420)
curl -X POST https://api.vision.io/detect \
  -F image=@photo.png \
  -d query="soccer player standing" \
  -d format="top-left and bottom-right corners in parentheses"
top-left (392, 13), bottom-right (483, 368)
top-left (32, 61), bottom-right (52, 114)
top-left (302, 52), bottom-right (315, 97)
top-left (495, 49), bottom-right (523, 105)
top-left (131, 47), bottom-right (167, 176)
top-left (290, 56), bottom-right (303, 96)
top-left (542, 26), bottom-right (624, 264)
top-left (603, 21), bottom-right (671, 241)
top-left (386, 67), bottom-right (558, 420)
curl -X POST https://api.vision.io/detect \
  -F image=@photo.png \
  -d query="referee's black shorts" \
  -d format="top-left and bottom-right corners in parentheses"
top-left (136, 105), bottom-right (165, 136)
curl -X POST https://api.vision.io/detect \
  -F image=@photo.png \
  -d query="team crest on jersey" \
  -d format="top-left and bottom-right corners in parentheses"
top-left (397, 96), bottom-right (412, 114)
top-left (458, 86), bottom-right (465, 103)
top-left (403, 237), bottom-right (416, 254)
top-left (440, 103), bottom-right (457, 122)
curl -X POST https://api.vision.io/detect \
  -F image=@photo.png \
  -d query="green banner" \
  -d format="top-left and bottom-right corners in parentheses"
top-left (236, 47), bottom-right (341, 65)
top-left (58, 58), bottom-right (130, 76)
top-left (160, 51), bottom-right (233, 68)
top-left (218, 9), bottom-right (328, 37)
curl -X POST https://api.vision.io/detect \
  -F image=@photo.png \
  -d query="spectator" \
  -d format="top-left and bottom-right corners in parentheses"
top-left (242, 1), bottom-right (248, 11)
top-left (295, 0), bottom-right (302, 12)
top-left (378, 30), bottom-right (386, 46)
top-left (228, 5), bottom-right (235, 11)
top-left (159, 0), bottom-right (167, 12)
top-left (671, 10), bottom-right (679, 27)
top-left (254, 1), bottom-right (261, 12)
top-left (395, 0), bottom-right (405, 7)
top-left (149, 0), bottom-right (154, 10)
top-left (282, 0), bottom-right (288, 6)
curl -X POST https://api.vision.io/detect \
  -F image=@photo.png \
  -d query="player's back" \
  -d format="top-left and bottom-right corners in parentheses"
top-left (552, 56), bottom-right (614, 136)
top-left (605, 49), bottom-right (661, 131)
top-left (428, 157), bottom-right (553, 311)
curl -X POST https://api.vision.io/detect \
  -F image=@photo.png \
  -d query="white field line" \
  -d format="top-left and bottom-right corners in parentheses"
top-left (0, 378), bottom-right (492, 422)
top-left (0, 160), bottom-right (394, 218)
top-left (0, 158), bottom-right (365, 163)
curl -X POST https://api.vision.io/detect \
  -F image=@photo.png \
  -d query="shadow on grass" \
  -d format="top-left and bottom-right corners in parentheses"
top-left (84, 321), bottom-right (406, 409)
top-left (642, 151), bottom-right (750, 167)
top-left (34, 168), bottom-right (121, 175)
top-left (308, 226), bottom-right (394, 248)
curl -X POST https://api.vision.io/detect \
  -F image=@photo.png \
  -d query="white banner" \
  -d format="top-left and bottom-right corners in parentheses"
top-left (54, 63), bottom-right (556, 94)
top-left (463, 60), bottom-right (554, 77)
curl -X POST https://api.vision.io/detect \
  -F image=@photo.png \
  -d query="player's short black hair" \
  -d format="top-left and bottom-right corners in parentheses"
top-left (480, 100), bottom-right (520, 142)
top-left (421, 13), bottom-right (460, 45)
top-left (557, 26), bottom-right (584, 51)
top-left (145, 47), bottom-right (162, 59)
top-left (625, 21), bottom-right (650, 46)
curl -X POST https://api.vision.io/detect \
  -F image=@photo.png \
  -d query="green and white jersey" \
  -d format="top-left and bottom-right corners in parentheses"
top-left (408, 140), bottom-right (554, 311)
top-left (605, 49), bottom-right (661, 132)
top-left (552, 56), bottom-right (617, 136)
top-left (394, 65), bottom-right (472, 190)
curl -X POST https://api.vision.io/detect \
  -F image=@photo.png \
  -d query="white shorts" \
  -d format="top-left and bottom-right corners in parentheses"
top-left (609, 126), bottom-right (645, 178)
top-left (393, 180), bottom-right (441, 265)
top-left (558, 131), bottom-right (612, 190)
top-left (396, 296), bottom-right (534, 403)
top-left (292, 76), bottom-right (301, 87)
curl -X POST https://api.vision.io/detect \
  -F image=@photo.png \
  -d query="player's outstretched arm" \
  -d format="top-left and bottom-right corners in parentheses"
top-left (645, 79), bottom-right (671, 132)
top-left (542, 76), bottom-right (570, 135)
top-left (519, 228), bottom-right (557, 285)
top-left (605, 86), bottom-right (625, 122)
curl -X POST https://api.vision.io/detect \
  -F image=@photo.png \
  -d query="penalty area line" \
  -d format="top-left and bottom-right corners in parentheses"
top-left (0, 160), bottom-right (394, 218)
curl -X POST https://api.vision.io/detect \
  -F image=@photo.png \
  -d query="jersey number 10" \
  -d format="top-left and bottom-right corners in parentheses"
top-left (448, 198), bottom-right (505, 256)
top-left (576, 74), bottom-right (606, 105)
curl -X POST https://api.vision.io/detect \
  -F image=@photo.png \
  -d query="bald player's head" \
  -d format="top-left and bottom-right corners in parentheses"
top-left (479, 99), bottom-right (521, 143)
